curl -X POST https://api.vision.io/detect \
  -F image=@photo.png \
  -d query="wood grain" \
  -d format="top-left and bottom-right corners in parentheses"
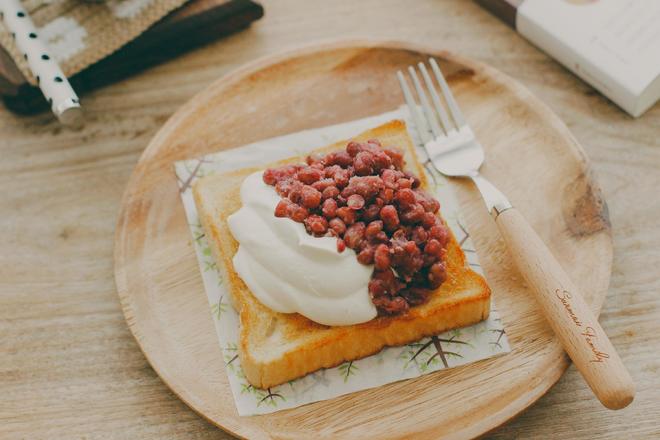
top-left (1, 1), bottom-right (658, 439)
top-left (114, 41), bottom-right (612, 439)
top-left (495, 207), bottom-right (633, 409)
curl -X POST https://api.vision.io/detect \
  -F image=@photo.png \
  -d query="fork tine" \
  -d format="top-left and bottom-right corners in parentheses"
top-left (397, 71), bottom-right (432, 144)
top-left (430, 58), bottom-right (466, 129)
top-left (407, 66), bottom-right (442, 138)
top-left (418, 62), bottom-right (451, 134)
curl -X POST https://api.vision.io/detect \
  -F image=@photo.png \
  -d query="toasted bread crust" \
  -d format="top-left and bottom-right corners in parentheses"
top-left (193, 120), bottom-right (490, 389)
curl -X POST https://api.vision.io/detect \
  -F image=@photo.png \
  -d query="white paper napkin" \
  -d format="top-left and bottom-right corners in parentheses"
top-left (174, 108), bottom-right (510, 416)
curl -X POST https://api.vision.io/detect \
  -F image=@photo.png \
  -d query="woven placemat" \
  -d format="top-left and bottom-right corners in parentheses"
top-left (0, 0), bottom-right (189, 85)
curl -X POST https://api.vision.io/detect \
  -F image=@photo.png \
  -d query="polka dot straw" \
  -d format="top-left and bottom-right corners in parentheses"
top-left (0, 0), bottom-right (83, 126)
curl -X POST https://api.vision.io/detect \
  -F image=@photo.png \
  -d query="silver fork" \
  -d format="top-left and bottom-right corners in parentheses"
top-left (398, 59), bottom-right (634, 410)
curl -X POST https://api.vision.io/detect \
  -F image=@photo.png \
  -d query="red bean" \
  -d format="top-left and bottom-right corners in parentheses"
top-left (336, 206), bottom-right (357, 225)
top-left (347, 194), bottom-right (365, 210)
top-left (428, 262), bottom-right (447, 288)
top-left (263, 169), bottom-right (278, 185)
top-left (299, 185), bottom-right (322, 209)
top-left (304, 215), bottom-right (328, 236)
top-left (400, 204), bottom-right (425, 224)
top-left (361, 204), bottom-right (381, 222)
top-left (297, 167), bottom-right (323, 184)
top-left (379, 188), bottom-right (394, 203)
top-left (410, 225), bottom-right (428, 245)
top-left (404, 171), bottom-right (421, 189)
top-left (326, 151), bottom-right (353, 167)
top-left (357, 246), bottom-right (375, 265)
top-left (424, 239), bottom-right (443, 259)
top-left (397, 177), bottom-right (413, 189)
top-left (422, 212), bottom-right (437, 228)
top-left (384, 148), bottom-right (404, 169)
top-left (333, 168), bottom-right (351, 188)
top-left (312, 178), bottom-right (335, 192)
top-left (394, 188), bottom-right (416, 209)
top-left (322, 198), bottom-right (338, 218)
top-left (344, 222), bottom-right (366, 249)
top-left (372, 151), bottom-right (392, 171)
top-left (329, 217), bottom-right (347, 235)
top-left (365, 220), bottom-right (383, 240)
top-left (288, 204), bottom-right (309, 223)
top-left (274, 199), bottom-right (289, 217)
top-left (374, 244), bottom-right (391, 270)
top-left (346, 141), bottom-right (362, 157)
top-left (322, 185), bottom-right (340, 200)
top-left (354, 151), bottom-right (375, 176)
top-left (380, 205), bottom-right (400, 230)
top-left (336, 238), bottom-right (346, 252)
top-left (429, 225), bottom-right (449, 246)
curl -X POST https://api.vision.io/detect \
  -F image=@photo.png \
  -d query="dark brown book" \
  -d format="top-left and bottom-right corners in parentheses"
top-left (0, 0), bottom-right (263, 114)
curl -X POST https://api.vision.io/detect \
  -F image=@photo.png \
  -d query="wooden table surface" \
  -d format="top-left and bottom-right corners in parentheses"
top-left (1, 1), bottom-right (658, 438)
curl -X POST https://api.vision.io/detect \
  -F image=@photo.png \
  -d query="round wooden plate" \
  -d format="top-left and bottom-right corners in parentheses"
top-left (114, 41), bottom-right (612, 439)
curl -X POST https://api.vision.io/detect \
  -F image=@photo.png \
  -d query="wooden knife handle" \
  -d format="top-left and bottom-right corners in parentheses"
top-left (495, 207), bottom-right (634, 409)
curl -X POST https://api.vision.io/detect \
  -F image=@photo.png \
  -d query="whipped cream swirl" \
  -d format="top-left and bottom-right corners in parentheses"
top-left (227, 171), bottom-right (377, 326)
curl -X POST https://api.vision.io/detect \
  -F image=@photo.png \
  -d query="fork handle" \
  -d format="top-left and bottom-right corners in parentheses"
top-left (494, 207), bottom-right (634, 409)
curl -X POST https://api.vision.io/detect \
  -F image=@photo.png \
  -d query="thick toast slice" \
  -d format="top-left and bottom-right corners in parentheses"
top-left (193, 120), bottom-right (490, 389)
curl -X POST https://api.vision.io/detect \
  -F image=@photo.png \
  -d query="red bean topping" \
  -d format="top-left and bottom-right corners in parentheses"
top-left (297, 167), bottom-right (323, 184)
top-left (274, 199), bottom-right (290, 217)
top-left (329, 217), bottom-right (347, 235)
top-left (404, 171), bottom-right (421, 189)
top-left (344, 222), bottom-right (366, 249)
top-left (262, 138), bottom-right (448, 315)
top-left (410, 225), bottom-right (428, 245)
top-left (288, 204), bottom-right (309, 223)
top-left (322, 198), bottom-right (338, 218)
top-left (400, 203), bottom-right (425, 224)
top-left (429, 225), bottom-right (449, 246)
top-left (361, 203), bottom-right (381, 222)
top-left (336, 206), bottom-right (357, 225)
top-left (300, 185), bottom-right (322, 209)
top-left (394, 188), bottom-right (416, 209)
top-left (421, 212), bottom-right (437, 228)
top-left (374, 244), bottom-right (391, 270)
top-left (428, 262), bottom-right (447, 288)
top-left (397, 177), bottom-right (413, 189)
top-left (333, 168), bottom-right (351, 188)
top-left (357, 245), bottom-right (375, 265)
top-left (321, 185), bottom-right (340, 200)
top-left (347, 194), bottom-right (365, 210)
top-left (304, 215), bottom-right (328, 236)
top-left (384, 148), bottom-right (404, 169)
top-left (379, 188), bottom-right (394, 203)
top-left (312, 178), bottom-right (335, 192)
top-left (326, 151), bottom-right (353, 167)
top-left (346, 141), bottom-right (362, 157)
top-left (365, 220), bottom-right (383, 240)
top-left (354, 151), bottom-right (375, 175)
top-left (263, 168), bottom-right (278, 185)
top-left (424, 239), bottom-right (443, 259)
top-left (380, 205), bottom-right (400, 231)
